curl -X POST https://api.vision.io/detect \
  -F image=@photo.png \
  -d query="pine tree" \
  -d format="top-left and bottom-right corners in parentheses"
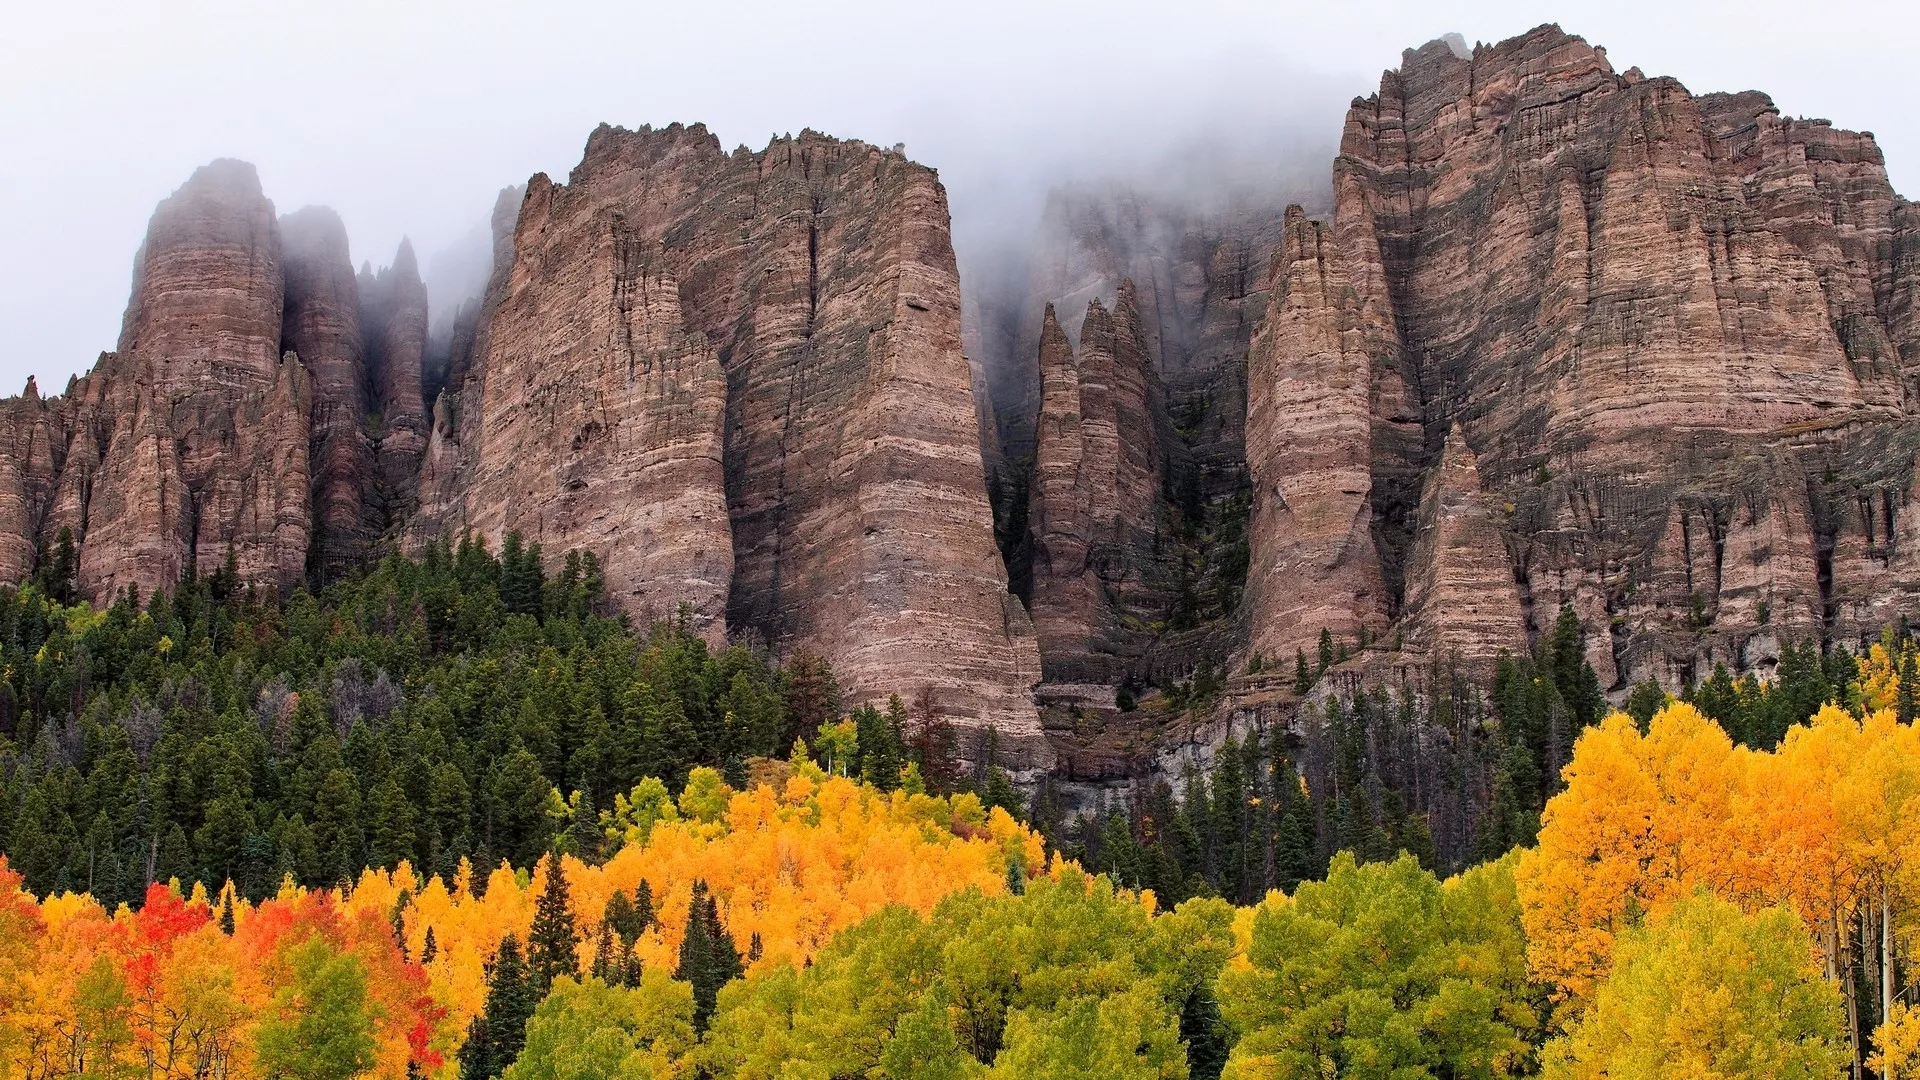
top-left (676, 879), bottom-right (743, 1032)
top-left (562, 786), bottom-right (602, 864)
top-left (857, 702), bottom-right (904, 791)
top-left (526, 854), bottom-right (579, 993)
top-left (632, 879), bottom-right (655, 935)
top-left (1181, 986), bottom-right (1230, 1080)
top-left (499, 531), bottom-right (546, 617)
top-left (1318, 628), bottom-right (1335, 673)
top-left (590, 921), bottom-right (620, 985)
top-left (1295, 648), bottom-right (1313, 694)
top-left (458, 934), bottom-right (536, 1080)
top-left (981, 768), bottom-right (1024, 821)
top-left (1898, 644), bottom-right (1919, 725)
top-left (420, 927), bottom-right (437, 965)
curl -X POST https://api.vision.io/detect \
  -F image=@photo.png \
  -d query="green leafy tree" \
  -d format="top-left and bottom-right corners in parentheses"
top-left (255, 937), bottom-right (377, 1080)
top-left (702, 869), bottom-right (1234, 1078)
top-left (1543, 894), bottom-right (1846, 1080)
top-left (500, 972), bottom-right (696, 1080)
top-left (1220, 851), bottom-right (1542, 1079)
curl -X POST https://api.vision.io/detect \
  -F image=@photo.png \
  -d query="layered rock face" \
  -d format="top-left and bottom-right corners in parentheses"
top-left (281, 206), bottom-right (375, 579)
top-left (1247, 25), bottom-right (1920, 684)
top-left (1025, 286), bottom-right (1179, 682)
top-left (0, 162), bottom-right (434, 602)
top-left (34, 161), bottom-right (314, 599)
top-left (1242, 206), bottom-right (1399, 668)
top-left (414, 125), bottom-right (1046, 764)
top-left (358, 241), bottom-right (430, 522)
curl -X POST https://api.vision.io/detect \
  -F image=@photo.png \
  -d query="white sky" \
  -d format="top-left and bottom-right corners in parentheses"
top-left (2, 0), bottom-right (1914, 392)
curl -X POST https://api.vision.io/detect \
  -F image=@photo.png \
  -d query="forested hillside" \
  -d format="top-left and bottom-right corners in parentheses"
top-left (4, 546), bottom-right (1920, 1077)
top-left (0, 535), bottom-right (844, 903)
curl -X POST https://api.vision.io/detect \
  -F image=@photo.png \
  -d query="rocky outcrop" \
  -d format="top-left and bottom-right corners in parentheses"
top-left (359, 240), bottom-right (430, 523)
top-left (1025, 285), bottom-right (1178, 682)
top-left (1242, 206), bottom-right (1389, 668)
top-left (0, 161), bottom-right (458, 603)
top-left (971, 185), bottom-right (1301, 483)
top-left (281, 206), bottom-right (374, 579)
top-left (414, 126), bottom-right (1046, 765)
top-left (1400, 424), bottom-right (1527, 664)
top-left (1242, 25), bottom-right (1920, 686)
top-left (75, 161), bottom-right (314, 599)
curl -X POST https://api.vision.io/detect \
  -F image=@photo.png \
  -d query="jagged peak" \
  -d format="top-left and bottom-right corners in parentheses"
top-left (390, 237), bottom-right (420, 281)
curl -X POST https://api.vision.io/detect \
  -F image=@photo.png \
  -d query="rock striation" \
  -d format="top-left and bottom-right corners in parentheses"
top-left (281, 205), bottom-right (375, 579)
top-left (22, 161), bottom-right (316, 600)
top-left (0, 162), bottom-right (438, 603)
top-left (1024, 286), bottom-right (1180, 682)
top-left (1243, 25), bottom-right (1920, 686)
top-left (1242, 206), bottom-right (1395, 668)
top-left (412, 125), bottom-right (1047, 766)
top-left (358, 240), bottom-right (430, 524)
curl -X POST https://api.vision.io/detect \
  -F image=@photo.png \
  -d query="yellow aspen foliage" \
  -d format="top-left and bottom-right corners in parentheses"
top-left (356, 771), bottom-right (1044, 1044)
top-left (1515, 704), bottom-right (1749, 1004)
top-left (1873, 1003), bottom-right (1920, 1079)
top-left (1543, 894), bottom-right (1846, 1080)
top-left (1520, 696), bottom-right (1920, 1021)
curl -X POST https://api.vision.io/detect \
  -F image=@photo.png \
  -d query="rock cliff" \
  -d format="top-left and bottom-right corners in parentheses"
top-left (976, 186), bottom-right (1307, 689)
top-left (0, 162), bottom-right (441, 603)
top-left (1025, 286), bottom-right (1180, 683)
top-left (6, 161), bottom-right (317, 600)
top-left (412, 126), bottom-right (1047, 765)
top-left (281, 205), bottom-right (374, 579)
top-left (1244, 25), bottom-right (1920, 686)
top-left (358, 240), bottom-right (430, 525)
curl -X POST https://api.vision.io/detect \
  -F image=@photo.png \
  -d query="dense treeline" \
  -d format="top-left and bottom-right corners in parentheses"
top-left (14, 672), bottom-right (1920, 1077)
top-left (1071, 608), bottom-right (1864, 904)
top-left (0, 536), bottom-right (845, 905)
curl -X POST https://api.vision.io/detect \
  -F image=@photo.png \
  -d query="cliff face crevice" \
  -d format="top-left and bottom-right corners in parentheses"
top-left (281, 205), bottom-right (375, 580)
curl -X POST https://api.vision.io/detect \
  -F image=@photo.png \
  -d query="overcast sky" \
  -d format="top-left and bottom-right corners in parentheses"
top-left (2, 0), bottom-right (1914, 393)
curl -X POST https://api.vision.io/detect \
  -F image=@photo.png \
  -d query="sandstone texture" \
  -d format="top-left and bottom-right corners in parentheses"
top-left (1244, 25), bottom-right (1920, 685)
top-left (0, 161), bottom-right (432, 602)
top-left (29, 161), bottom-right (313, 600)
top-left (412, 126), bottom-right (1046, 765)
top-left (1242, 206), bottom-right (1393, 667)
top-left (281, 205), bottom-right (375, 579)
top-left (1024, 286), bottom-right (1180, 682)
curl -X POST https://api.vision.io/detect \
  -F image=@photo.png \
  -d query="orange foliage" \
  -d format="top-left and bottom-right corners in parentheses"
top-left (385, 772), bottom-right (1043, 1038)
top-left (1518, 700), bottom-right (1920, 1011)
top-left (0, 871), bottom-right (445, 1079)
top-left (0, 772), bottom-right (1044, 1077)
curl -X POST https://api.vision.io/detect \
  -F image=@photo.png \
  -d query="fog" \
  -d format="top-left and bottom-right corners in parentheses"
top-left (2, 0), bottom-right (1914, 392)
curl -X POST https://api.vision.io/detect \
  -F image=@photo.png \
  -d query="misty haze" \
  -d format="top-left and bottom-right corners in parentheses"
top-left (1, 3), bottom-right (1918, 1078)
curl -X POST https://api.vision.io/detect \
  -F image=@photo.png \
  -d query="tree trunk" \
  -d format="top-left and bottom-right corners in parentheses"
top-left (1885, 885), bottom-right (1896, 1037)
top-left (1847, 908), bottom-right (1864, 1080)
